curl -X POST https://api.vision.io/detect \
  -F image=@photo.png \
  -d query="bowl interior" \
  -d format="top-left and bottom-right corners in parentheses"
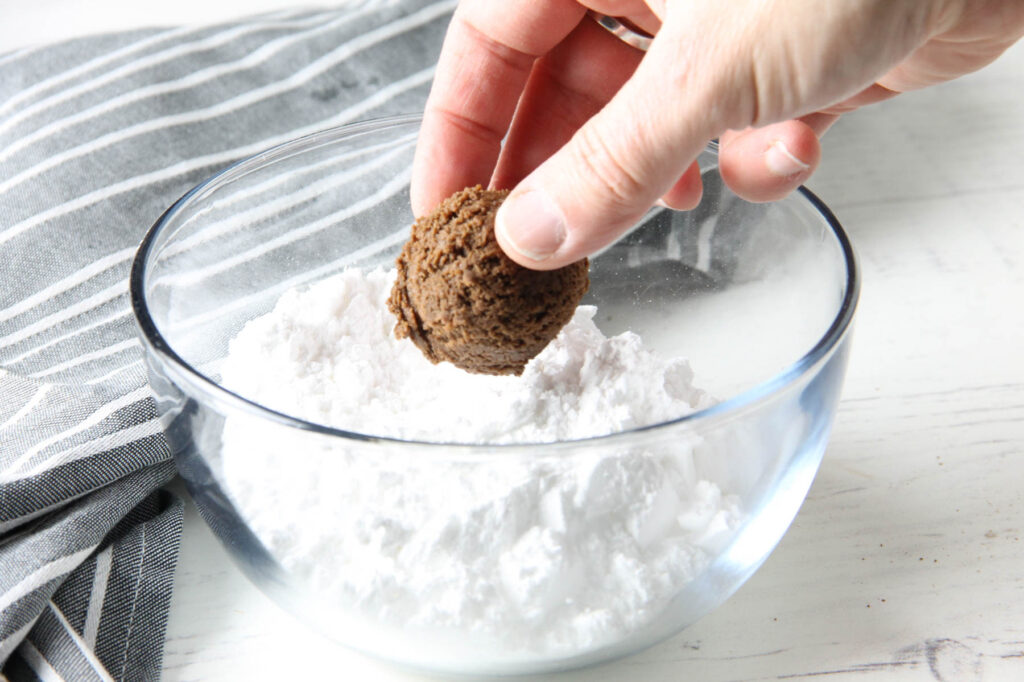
top-left (137, 117), bottom-right (853, 423)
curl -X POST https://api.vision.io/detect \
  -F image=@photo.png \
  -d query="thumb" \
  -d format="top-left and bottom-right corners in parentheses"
top-left (494, 31), bottom-right (725, 270)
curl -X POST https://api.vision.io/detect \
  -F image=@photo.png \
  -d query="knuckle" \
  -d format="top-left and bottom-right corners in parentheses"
top-left (433, 106), bottom-right (506, 149)
top-left (570, 125), bottom-right (646, 209)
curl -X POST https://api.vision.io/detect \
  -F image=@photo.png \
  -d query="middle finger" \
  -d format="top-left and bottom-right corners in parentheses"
top-left (492, 13), bottom-right (647, 190)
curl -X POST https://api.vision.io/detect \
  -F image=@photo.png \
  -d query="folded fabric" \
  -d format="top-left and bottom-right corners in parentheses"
top-left (0, 1), bottom-right (451, 678)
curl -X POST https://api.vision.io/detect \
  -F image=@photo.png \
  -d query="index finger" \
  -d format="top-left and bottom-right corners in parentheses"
top-left (410, 0), bottom-right (586, 217)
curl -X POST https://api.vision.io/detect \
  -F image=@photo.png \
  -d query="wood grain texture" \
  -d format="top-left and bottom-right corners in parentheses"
top-left (159, 38), bottom-right (1024, 682)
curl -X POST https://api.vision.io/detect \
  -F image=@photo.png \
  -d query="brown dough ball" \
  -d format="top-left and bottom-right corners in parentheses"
top-left (387, 186), bottom-right (589, 376)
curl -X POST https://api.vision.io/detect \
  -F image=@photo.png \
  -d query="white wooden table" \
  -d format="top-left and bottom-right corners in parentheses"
top-left (8, 5), bottom-right (1023, 680)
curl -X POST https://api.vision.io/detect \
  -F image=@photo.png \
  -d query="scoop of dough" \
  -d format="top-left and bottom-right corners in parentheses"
top-left (387, 186), bottom-right (589, 376)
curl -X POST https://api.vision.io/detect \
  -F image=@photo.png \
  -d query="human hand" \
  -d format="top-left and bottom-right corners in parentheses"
top-left (411, 0), bottom-right (1024, 269)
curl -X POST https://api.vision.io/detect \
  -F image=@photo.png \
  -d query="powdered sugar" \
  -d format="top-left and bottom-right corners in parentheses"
top-left (218, 267), bottom-right (742, 659)
top-left (221, 267), bottom-right (712, 443)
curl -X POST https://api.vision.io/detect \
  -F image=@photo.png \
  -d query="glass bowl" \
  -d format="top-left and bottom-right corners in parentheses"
top-left (131, 114), bottom-right (857, 676)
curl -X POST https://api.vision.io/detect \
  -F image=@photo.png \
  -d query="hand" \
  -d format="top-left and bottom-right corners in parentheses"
top-left (411, 0), bottom-right (1024, 270)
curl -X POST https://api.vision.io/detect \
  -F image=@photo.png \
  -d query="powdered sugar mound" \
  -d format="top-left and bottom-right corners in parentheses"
top-left (218, 267), bottom-right (742, 660)
top-left (221, 267), bottom-right (712, 442)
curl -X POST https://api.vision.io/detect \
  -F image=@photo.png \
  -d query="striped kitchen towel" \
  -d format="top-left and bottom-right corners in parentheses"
top-left (0, 1), bottom-right (451, 678)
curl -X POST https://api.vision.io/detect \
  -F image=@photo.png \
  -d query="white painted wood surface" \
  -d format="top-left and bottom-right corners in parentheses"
top-left (7, 5), bottom-right (1021, 680)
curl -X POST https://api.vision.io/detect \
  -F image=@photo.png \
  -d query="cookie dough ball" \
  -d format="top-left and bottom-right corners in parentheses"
top-left (387, 186), bottom-right (589, 376)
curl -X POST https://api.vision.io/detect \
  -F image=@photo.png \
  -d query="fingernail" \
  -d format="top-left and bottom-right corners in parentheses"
top-left (495, 189), bottom-right (566, 261)
top-left (765, 140), bottom-right (810, 177)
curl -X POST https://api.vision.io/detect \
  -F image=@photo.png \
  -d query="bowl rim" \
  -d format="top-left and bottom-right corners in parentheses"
top-left (130, 113), bottom-right (859, 451)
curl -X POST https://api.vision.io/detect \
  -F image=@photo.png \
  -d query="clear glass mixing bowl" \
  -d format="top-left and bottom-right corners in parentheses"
top-left (130, 114), bottom-right (858, 676)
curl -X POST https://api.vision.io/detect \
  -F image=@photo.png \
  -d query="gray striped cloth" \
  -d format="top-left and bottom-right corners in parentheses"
top-left (0, 1), bottom-right (451, 678)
